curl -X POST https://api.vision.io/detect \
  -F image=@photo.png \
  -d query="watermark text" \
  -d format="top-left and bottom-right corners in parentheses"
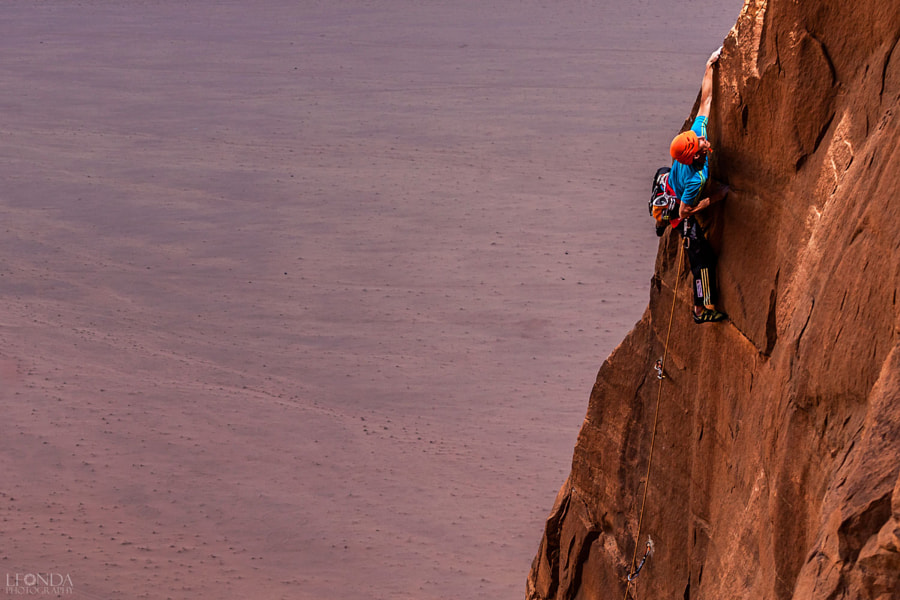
top-left (5, 573), bottom-right (74, 596)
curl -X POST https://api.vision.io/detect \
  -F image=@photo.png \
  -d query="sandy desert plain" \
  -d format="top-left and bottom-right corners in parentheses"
top-left (0, 1), bottom-right (740, 598)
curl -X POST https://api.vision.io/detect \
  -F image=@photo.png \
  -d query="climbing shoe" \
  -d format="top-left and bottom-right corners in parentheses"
top-left (693, 308), bottom-right (728, 324)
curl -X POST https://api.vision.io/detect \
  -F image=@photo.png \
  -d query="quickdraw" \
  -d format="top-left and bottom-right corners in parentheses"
top-left (626, 537), bottom-right (655, 582)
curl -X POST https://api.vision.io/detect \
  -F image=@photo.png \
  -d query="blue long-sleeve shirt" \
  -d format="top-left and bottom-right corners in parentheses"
top-left (669, 116), bottom-right (708, 206)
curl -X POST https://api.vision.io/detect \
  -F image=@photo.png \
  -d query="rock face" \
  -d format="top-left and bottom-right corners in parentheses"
top-left (527, 2), bottom-right (900, 599)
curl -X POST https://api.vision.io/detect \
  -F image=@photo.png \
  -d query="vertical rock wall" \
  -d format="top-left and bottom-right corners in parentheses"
top-left (527, 1), bottom-right (900, 598)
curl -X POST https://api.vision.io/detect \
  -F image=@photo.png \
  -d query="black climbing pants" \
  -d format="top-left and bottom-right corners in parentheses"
top-left (678, 217), bottom-right (718, 308)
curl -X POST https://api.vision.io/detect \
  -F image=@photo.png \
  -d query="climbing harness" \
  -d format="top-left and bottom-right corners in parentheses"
top-left (622, 241), bottom-right (685, 600)
top-left (626, 537), bottom-right (655, 582)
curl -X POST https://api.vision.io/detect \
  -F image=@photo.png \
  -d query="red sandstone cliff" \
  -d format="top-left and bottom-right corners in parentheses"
top-left (527, 1), bottom-right (900, 599)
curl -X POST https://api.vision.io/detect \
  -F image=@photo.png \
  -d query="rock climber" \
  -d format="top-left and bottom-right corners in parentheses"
top-left (668, 46), bottom-right (730, 324)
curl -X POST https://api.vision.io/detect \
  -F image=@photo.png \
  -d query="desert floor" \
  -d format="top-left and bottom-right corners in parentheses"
top-left (0, 1), bottom-right (740, 598)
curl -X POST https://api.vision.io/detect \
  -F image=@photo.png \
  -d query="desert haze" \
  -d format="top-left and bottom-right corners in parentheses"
top-left (0, 1), bottom-right (738, 598)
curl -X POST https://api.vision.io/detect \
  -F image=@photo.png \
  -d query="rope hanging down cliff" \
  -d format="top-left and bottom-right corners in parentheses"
top-left (622, 241), bottom-right (685, 600)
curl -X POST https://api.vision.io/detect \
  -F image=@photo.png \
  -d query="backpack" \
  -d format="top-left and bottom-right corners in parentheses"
top-left (649, 166), bottom-right (680, 237)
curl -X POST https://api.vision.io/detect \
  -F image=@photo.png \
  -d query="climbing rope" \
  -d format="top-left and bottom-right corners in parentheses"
top-left (622, 240), bottom-right (685, 599)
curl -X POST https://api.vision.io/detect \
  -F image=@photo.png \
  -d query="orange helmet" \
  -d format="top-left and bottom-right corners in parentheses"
top-left (670, 130), bottom-right (699, 164)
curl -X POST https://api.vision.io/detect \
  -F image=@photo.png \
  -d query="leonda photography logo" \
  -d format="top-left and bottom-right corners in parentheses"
top-left (5, 573), bottom-right (74, 596)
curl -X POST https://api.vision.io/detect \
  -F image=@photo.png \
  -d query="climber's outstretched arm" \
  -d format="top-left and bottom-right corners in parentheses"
top-left (697, 47), bottom-right (722, 118)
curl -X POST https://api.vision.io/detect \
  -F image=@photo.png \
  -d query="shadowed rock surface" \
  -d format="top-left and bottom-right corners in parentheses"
top-left (527, 1), bottom-right (900, 599)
